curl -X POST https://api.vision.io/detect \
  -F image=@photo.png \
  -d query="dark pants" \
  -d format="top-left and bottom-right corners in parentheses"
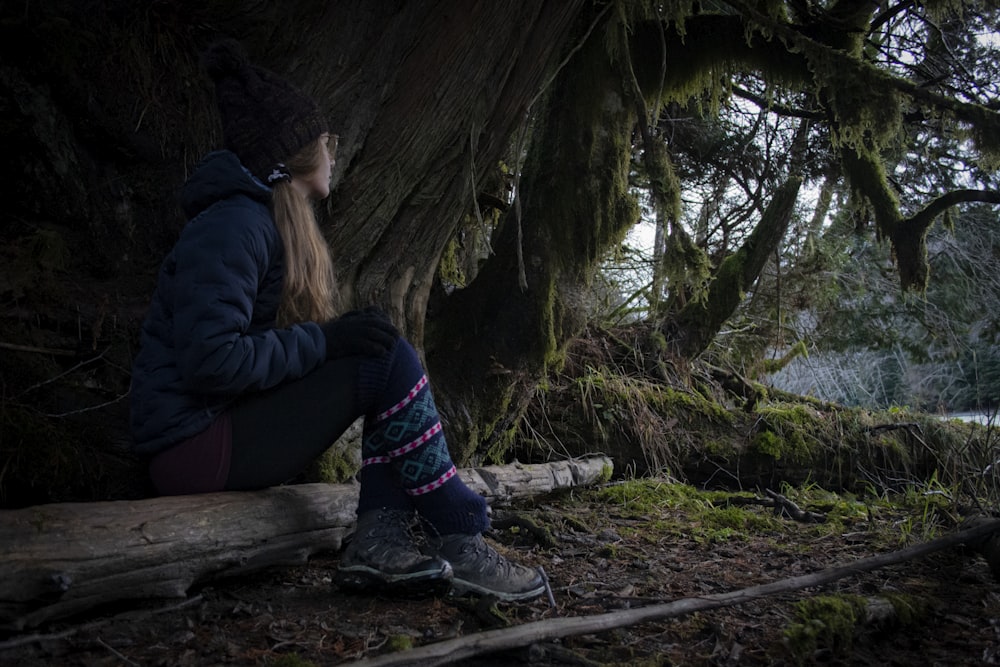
top-left (226, 356), bottom-right (364, 489)
top-left (148, 357), bottom-right (364, 494)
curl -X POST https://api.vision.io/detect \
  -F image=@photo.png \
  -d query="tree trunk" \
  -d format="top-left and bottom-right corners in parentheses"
top-left (429, 5), bottom-right (640, 463)
top-left (0, 457), bottom-right (612, 631)
top-left (323, 1), bottom-right (588, 337)
top-left (673, 177), bottom-right (803, 359)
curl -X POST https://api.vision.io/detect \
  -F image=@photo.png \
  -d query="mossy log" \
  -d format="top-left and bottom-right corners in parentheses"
top-left (0, 457), bottom-right (612, 631)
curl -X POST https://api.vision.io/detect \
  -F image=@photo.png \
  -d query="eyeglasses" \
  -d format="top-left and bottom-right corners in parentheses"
top-left (324, 134), bottom-right (339, 155)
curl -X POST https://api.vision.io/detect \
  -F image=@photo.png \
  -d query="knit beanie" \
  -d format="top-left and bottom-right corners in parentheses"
top-left (202, 39), bottom-right (328, 182)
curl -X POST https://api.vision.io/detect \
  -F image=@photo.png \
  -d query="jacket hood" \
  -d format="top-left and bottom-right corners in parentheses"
top-left (180, 150), bottom-right (272, 220)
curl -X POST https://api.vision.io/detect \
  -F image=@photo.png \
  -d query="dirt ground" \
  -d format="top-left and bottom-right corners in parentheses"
top-left (2, 479), bottom-right (999, 667)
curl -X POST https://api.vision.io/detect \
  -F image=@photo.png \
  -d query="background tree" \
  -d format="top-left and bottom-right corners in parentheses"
top-left (768, 204), bottom-right (1000, 411)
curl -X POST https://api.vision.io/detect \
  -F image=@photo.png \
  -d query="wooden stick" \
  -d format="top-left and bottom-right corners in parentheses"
top-left (351, 518), bottom-right (1000, 667)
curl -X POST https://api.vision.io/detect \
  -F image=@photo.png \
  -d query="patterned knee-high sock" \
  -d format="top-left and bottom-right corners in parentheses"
top-left (358, 340), bottom-right (489, 535)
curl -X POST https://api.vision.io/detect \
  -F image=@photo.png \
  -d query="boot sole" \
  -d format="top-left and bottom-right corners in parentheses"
top-left (335, 562), bottom-right (454, 598)
top-left (450, 577), bottom-right (547, 602)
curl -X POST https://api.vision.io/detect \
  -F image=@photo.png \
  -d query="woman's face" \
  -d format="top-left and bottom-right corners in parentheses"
top-left (292, 134), bottom-right (336, 200)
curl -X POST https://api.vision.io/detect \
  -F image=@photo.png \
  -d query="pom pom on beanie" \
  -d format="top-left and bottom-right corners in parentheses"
top-left (202, 39), bottom-right (328, 182)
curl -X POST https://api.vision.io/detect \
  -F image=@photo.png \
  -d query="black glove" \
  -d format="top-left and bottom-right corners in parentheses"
top-left (346, 305), bottom-right (394, 324)
top-left (321, 309), bottom-right (400, 360)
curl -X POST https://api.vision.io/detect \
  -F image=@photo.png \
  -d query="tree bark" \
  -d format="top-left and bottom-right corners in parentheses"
top-left (323, 1), bottom-right (588, 335)
top-left (429, 4), bottom-right (638, 462)
top-left (0, 457), bottom-right (611, 631)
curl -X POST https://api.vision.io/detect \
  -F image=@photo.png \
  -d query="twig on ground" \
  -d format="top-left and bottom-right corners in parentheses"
top-left (764, 488), bottom-right (827, 523)
top-left (725, 490), bottom-right (826, 523)
top-left (491, 515), bottom-right (558, 549)
top-left (0, 595), bottom-right (204, 653)
top-left (96, 637), bottom-right (139, 666)
top-left (537, 566), bottom-right (557, 611)
top-left (0, 628), bottom-right (77, 651)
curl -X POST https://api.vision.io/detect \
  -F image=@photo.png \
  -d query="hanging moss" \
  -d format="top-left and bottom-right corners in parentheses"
top-left (965, 102), bottom-right (1000, 170)
top-left (662, 222), bottom-right (714, 307)
top-left (923, 0), bottom-right (974, 22)
top-left (437, 235), bottom-right (467, 290)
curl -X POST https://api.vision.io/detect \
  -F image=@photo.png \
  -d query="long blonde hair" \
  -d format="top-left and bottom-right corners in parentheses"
top-left (270, 139), bottom-right (339, 325)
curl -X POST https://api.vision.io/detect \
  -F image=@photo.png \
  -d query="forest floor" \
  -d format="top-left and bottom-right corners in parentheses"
top-left (2, 477), bottom-right (999, 667)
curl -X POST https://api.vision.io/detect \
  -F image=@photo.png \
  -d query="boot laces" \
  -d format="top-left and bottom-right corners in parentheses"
top-left (361, 509), bottom-right (416, 551)
top-left (459, 535), bottom-right (513, 575)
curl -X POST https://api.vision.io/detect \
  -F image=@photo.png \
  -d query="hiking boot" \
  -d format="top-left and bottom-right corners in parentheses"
top-left (336, 508), bottom-right (453, 595)
top-left (431, 533), bottom-right (546, 601)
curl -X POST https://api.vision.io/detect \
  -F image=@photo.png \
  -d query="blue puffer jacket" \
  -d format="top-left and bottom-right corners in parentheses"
top-left (130, 150), bottom-right (326, 456)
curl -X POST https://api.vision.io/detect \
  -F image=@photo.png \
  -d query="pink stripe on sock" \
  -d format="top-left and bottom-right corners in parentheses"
top-left (405, 465), bottom-right (457, 496)
top-left (361, 455), bottom-right (392, 467)
top-left (386, 422), bottom-right (442, 458)
top-left (376, 375), bottom-right (428, 422)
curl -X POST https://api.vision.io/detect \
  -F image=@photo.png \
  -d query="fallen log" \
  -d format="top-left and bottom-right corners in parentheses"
top-left (0, 456), bottom-right (612, 631)
top-left (351, 517), bottom-right (1000, 667)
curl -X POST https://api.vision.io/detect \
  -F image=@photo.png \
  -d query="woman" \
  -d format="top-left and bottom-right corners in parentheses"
top-left (129, 39), bottom-right (544, 602)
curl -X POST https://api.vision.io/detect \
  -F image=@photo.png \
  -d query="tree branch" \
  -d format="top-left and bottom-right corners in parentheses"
top-left (904, 189), bottom-right (1000, 231)
top-left (724, 0), bottom-right (1000, 128)
top-left (731, 85), bottom-right (824, 121)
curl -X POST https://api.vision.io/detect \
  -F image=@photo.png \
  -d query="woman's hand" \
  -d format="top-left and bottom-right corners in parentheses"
top-left (321, 309), bottom-right (399, 360)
